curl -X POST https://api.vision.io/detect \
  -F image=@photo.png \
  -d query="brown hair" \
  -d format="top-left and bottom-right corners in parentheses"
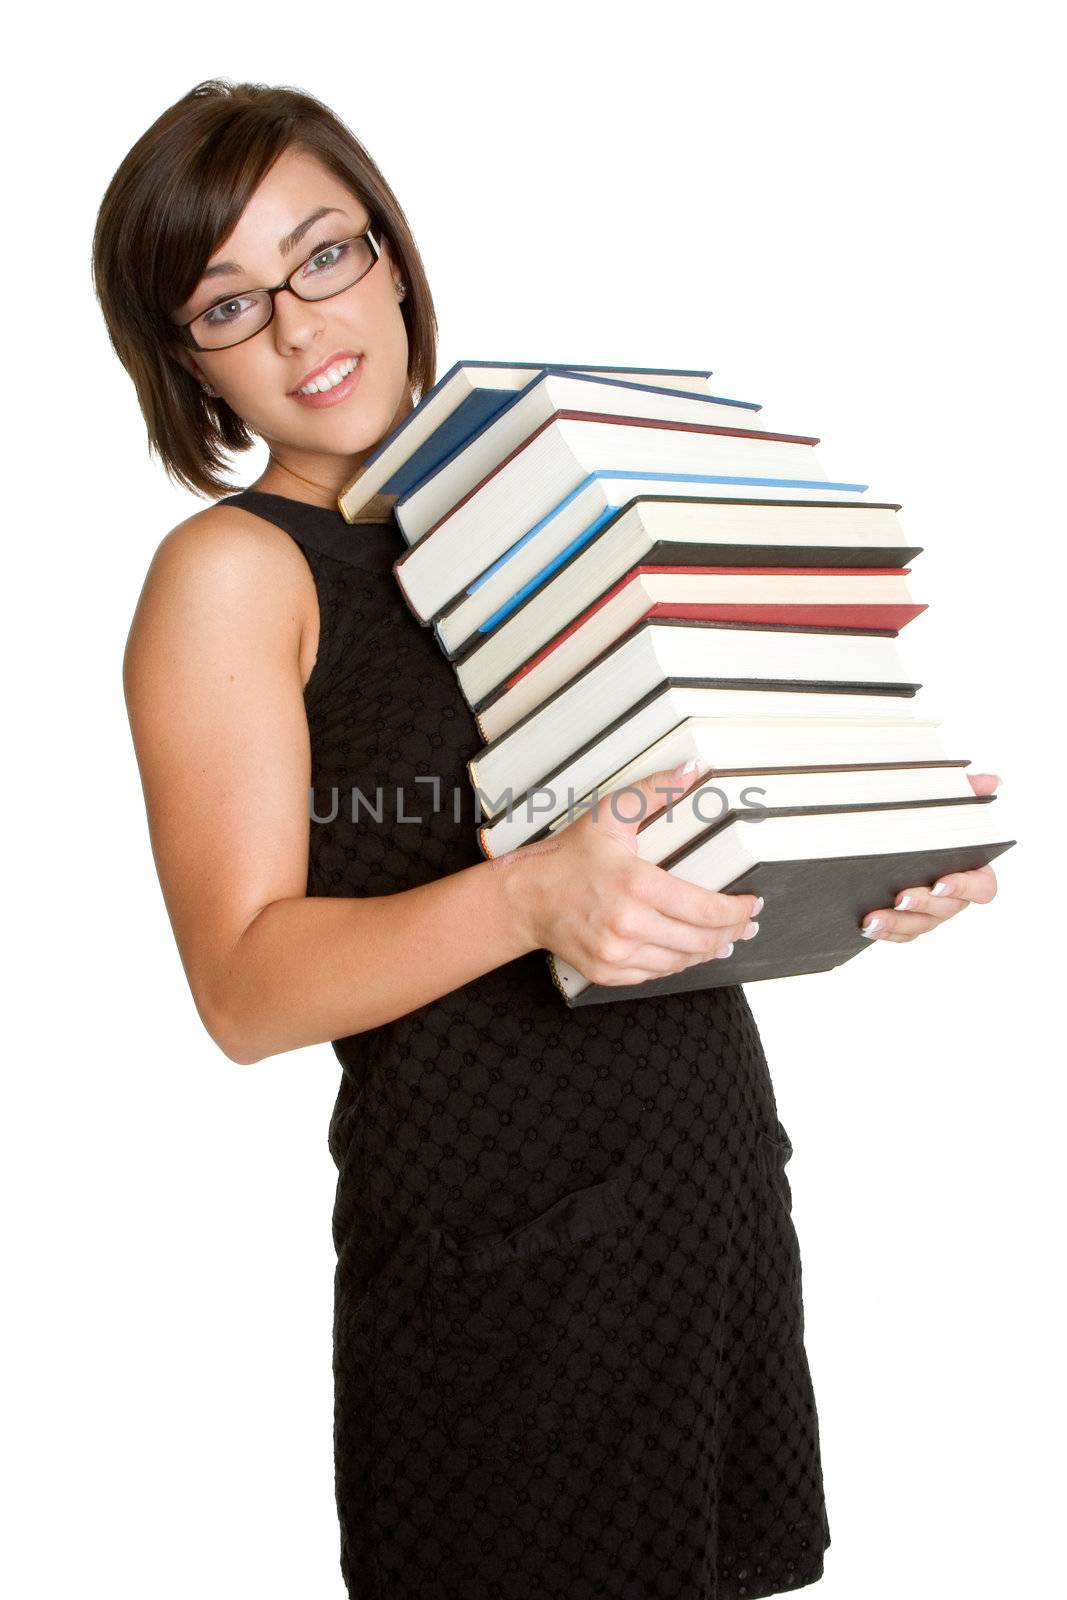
top-left (91, 78), bottom-right (438, 499)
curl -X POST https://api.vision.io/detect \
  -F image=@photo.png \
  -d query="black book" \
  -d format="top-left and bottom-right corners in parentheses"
top-left (548, 796), bottom-right (1016, 1005)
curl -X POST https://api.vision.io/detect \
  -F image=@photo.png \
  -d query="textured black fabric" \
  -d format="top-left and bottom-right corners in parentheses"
top-left (224, 488), bottom-right (832, 1599)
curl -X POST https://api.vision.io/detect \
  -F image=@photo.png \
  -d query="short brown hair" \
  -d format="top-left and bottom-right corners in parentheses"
top-left (91, 78), bottom-right (438, 499)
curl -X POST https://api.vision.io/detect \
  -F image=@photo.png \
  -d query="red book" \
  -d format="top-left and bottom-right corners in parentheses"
top-left (458, 563), bottom-right (927, 728)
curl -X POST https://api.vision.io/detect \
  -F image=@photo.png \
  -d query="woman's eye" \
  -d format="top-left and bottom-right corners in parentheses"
top-left (204, 296), bottom-right (253, 325)
top-left (306, 242), bottom-right (349, 274)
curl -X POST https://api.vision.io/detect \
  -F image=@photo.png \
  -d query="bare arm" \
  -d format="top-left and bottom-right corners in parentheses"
top-left (123, 509), bottom-right (760, 1067)
top-left (209, 869), bottom-right (542, 1063)
top-left (122, 510), bottom-right (539, 1065)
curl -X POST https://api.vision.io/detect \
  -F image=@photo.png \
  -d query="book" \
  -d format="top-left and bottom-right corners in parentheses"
top-left (435, 493), bottom-right (918, 659)
top-left (545, 796), bottom-right (1016, 1004)
top-left (468, 617), bottom-right (920, 808)
top-left (358, 352), bottom-right (1014, 1007)
top-left (336, 359), bottom-right (717, 523)
top-left (553, 758), bottom-right (981, 860)
top-left (458, 564), bottom-right (927, 730)
top-left (477, 706), bottom-right (949, 856)
top-left (430, 476), bottom-right (878, 650)
top-left (392, 411), bottom-right (861, 623)
top-left (389, 367), bottom-right (764, 544)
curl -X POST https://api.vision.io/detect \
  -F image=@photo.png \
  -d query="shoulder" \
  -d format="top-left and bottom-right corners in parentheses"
top-left (124, 499), bottom-right (319, 691)
top-left (150, 497), bottom-right (317, 592)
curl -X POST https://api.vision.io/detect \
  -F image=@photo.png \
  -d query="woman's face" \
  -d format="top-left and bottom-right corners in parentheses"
top-left (170, 145), bottom-right (412, 475)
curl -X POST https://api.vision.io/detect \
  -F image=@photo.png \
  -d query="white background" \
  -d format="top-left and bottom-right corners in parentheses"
top-left (3, 2), bottom-right (1063, 1596)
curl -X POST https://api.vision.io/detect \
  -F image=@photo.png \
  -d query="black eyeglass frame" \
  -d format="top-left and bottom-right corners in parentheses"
top-left (173, 222), bottom-right (383, 352)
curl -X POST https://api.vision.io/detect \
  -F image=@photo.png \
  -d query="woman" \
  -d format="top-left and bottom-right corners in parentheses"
top-left (94, 78), bottom-right (1000, 1599)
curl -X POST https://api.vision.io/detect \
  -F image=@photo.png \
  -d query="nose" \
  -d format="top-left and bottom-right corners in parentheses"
top-left (270, 285), bottom-right (326, 350)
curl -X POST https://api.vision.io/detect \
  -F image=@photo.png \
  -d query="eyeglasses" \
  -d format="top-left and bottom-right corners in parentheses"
top-left (174, 222), bottom-right (383, 351)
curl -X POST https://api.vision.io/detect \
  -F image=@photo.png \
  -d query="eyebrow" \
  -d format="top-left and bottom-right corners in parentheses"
top-left (198, 206), bottom-right (351, 284)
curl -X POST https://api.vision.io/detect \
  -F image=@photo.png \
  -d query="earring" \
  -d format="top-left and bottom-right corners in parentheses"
top-left (200, 381), bottom-right (219, 398)
top-left (395, 280), bottom-right (407, 301)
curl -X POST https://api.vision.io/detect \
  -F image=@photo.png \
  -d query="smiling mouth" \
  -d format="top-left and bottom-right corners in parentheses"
top-left (292, 353), bottom-right (362, 396)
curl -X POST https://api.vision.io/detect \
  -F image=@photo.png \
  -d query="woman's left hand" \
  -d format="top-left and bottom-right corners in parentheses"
top-left (860, 772), bottom-right (1003, 943)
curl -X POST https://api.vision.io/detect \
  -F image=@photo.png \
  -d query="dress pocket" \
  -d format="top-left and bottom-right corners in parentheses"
top-left (755, 1119), bottom-right (805, 1346)
top-left (424, 1174), bottom-right (638, 1462)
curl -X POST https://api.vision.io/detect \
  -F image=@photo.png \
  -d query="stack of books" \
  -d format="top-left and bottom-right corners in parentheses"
top-left (338, 359), bottom-right (1015, 1006)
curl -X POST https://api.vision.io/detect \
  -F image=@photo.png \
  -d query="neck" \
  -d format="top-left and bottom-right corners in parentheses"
top-left (251, 453), bottom-right (345, 510)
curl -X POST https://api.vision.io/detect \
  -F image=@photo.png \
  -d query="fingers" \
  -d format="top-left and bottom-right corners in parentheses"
top-left (636, 862), bottom-right (764, 931)
top-left (619, 904), bottom-right (758, 958)
top-left (598, 902), bottom-right (761, 979)
top-left (608, 765), bottom-right (702, 824)
top-left (924, 864), bottom-right (999, 905)
top-left (588, 867), bottom-right (762, 982)
top-left (861, 907), bottom-right (953, 943)
top-left (587, 904), bottom-right (759, 984)
top-left (600, 933), bottom-right (745, 983)
top-left (862, 893), bottom-right (966, 941)
top-left (965, 772), bottom-right (1003, 797)
top-left (860, 865), bottom-right (998, 943)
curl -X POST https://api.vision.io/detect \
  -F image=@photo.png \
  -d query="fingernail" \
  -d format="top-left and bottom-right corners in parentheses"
top-left (896, 895), bottom-right (915, 910)
top-left (678, 758), bottom-right (699, 776)
top-left (740, 921), bottom-right (760, 940)
top-left (931, 881), bottom-right (953, 896)
top-left (752, 896), bottom-right (765, 915)
top-left (862, 918), bottom-right (883, 937)
top-left (715, 942), bottom-right (735, 959)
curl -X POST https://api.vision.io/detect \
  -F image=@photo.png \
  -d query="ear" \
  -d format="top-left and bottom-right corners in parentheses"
top-left (378, 231), bottom-right (402, 289)
top-left (170, 341), bottom-right (207, 386)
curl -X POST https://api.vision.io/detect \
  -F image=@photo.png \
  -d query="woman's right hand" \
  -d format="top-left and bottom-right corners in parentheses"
top-left (494, 762), bottom-right (763, 988)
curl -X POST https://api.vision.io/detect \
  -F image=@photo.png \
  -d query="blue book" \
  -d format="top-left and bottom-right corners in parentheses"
top-left (391, 367), bottom-right (764, 547)
top-left (336, 358), bottom-right (715, 523)
top-left (432, 473), bottom-right (872, 657)
top-left (393, 408), bottom-right (864, 624)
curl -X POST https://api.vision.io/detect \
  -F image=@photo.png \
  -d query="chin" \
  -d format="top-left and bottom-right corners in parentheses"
top-left (343, 386), bottom-right (408, 451)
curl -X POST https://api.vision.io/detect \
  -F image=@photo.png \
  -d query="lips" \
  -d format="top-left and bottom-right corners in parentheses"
top-left (289, 350), bottom-right (362, 395)
top-left (289, 354), bottom-right (365, 410)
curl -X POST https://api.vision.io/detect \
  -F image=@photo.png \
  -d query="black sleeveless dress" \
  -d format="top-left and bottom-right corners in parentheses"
top-left (224, 488), bottom-right (832, 1600)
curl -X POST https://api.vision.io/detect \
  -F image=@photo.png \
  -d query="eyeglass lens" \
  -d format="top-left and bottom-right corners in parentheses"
top-left (190, 235), bottom-right (377, 350)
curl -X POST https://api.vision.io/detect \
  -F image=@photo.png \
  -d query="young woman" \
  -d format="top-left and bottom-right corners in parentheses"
top-left (94, 78), bottom-right (1000, 1600)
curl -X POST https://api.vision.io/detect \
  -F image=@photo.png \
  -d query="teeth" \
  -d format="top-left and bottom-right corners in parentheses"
top-left (298, 355), bottom-right (359, 395)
